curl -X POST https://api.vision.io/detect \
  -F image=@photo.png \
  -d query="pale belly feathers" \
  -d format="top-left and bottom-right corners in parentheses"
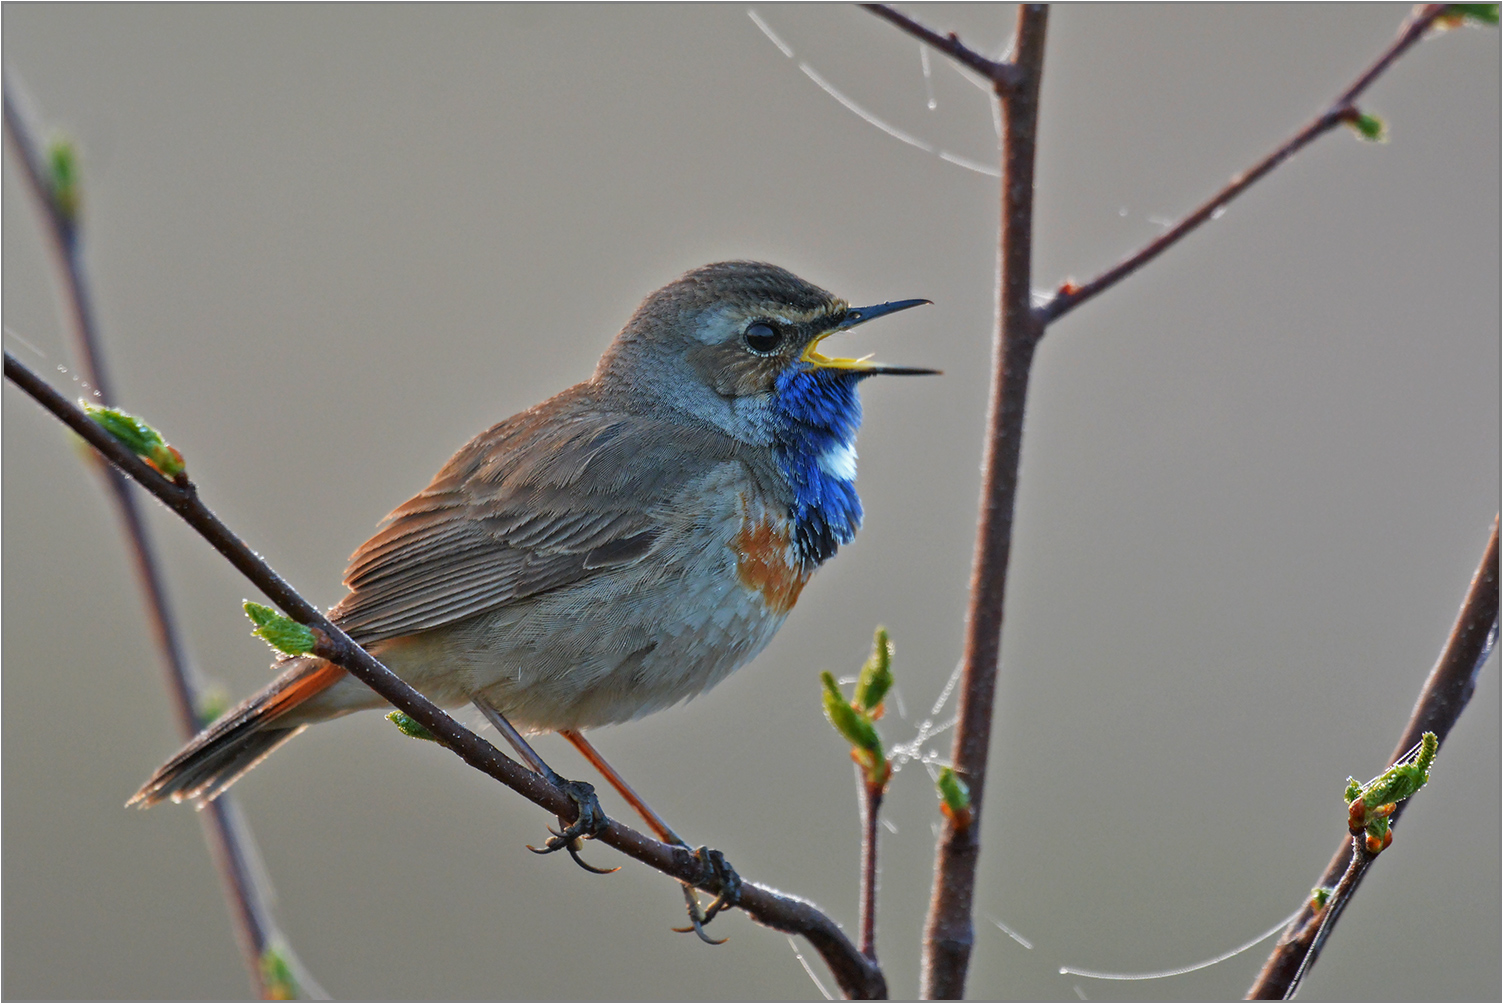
top-left (297, 462), bottom-right (809, 732)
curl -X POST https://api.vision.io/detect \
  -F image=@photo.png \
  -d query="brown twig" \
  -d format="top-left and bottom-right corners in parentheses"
top-left (867, 4), bottom-right (1471, 997)
top-left (857, 774), bottom-right (885, 961)
top-left (1281, 838), bottom-right (1373, 1000)
top-left (1247, 516), bottom-right (1499, 999)
top-left (3, 348), bottom-right (887, 1001)
top-left (1036, 4), bottom-right (1449, 326)
top-left (2, 73), bottom-right (309, 999)
top-left (861, 5), bottom-right (1017, 88)
top-left (861, 5), bottom-right (1051, 998)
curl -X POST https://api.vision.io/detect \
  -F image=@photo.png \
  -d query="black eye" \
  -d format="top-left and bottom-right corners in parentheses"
top-left (742, 321), bottom-right (783, 355)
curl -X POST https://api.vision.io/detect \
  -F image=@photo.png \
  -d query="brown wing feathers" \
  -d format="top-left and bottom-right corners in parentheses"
top-left (330, 395), bottom-right (746, 644)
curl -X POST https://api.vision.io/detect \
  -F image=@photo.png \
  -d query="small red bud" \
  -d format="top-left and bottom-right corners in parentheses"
top-left (940, 801), bottom-right (973, 831)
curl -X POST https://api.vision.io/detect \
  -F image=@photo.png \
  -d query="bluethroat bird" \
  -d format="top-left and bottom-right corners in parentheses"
top-left (130, 261), bottom-right (932, 876)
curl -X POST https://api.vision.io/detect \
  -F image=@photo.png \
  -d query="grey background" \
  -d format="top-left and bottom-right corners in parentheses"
top-left (4, 4), bottom-right (1497, 1000)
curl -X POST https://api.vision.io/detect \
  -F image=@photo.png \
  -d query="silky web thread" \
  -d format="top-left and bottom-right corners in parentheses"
top-left (1058, 907), bottom-right (1304, 981)
top-left (787, 935), bottom-right (833, 1000)
top-left (746, 8), bottom-right (1003, 178)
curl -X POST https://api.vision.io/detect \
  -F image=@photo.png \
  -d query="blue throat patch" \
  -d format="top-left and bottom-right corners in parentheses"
top-left (772, 366), bottom-right (866, 568)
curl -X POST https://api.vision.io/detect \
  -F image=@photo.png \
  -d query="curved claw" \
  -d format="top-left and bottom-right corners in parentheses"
top-left (672, 901), bottom-right (730, 943)
top-left (525, 834), bottom-right (620, 874)
top-left (669, 846), bottom-right (742, 944)
top-left (696, 846), bottom-right (742, 917)
top-left (526, 778), bottom-right (613, 874)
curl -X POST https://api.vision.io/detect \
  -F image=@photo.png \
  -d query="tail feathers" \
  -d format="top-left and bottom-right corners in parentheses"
top-left (129, 657), bottom-right (345, 808)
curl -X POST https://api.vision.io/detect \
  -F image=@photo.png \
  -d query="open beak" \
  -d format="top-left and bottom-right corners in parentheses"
top-left (799, 298), bottom-right (939, 376)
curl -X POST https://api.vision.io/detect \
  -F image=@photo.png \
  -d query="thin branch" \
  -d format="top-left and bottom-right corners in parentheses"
top-left (3, 349), bottom-right (888, 1002)
top-left (870, 6), bottom-right (1477, 996)
top-left (857, 774), bottom-right (885, 961)
top-left (1281, 839), bottom-right (1374, 1000)
top-left (2, 73), bottom-right (307, 998)
top-left (861, 5), bottom-right (1014, 88)
top-left (917, 6), bottom-right (1048, 1000)
top-left (1036, 4), bottom-right (1449, 326)
top-left (1247, 516), bottom-right (1500, 999)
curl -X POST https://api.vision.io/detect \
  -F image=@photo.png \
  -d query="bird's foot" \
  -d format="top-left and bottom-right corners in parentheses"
top-left (527, 777), bottom-right (616, 874)
top-left (672, 846), bottom-right (742, 944)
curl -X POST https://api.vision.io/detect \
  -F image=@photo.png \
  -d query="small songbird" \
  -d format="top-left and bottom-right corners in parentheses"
top-left (130, 261), bottom-right (932, 836)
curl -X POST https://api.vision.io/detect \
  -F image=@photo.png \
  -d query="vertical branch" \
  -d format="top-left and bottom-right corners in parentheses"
top-left (3, 76), bottom-right (302, 999)
top-left (857, 774), bottom-right (885, 960)
top-left (920, 6), bottom-right (1048, 998)
top-left (866, 5), bottom-right (1481, 999)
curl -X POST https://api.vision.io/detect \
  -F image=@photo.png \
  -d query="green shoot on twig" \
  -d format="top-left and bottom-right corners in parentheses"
top-left (936, 766), bottom-right (973, 830)
top-left (243, 602), bottom-right (316, 657)
top-left (820, 626), bottom-right (896, 787)
top-left (1344, 732), bottom-right (1438, 854)
top-left (387, 710), bottom-right (438, 742)
top-left (45, 135), bottom-right (80, 223)
top-left (83, 404), bottom-right (185, 478)
top-left (195, 684), bottom-right (231, 728)
top-left (854, 626), bottom-right (893, 715)
top-left (1437, 4), bottom-right (1499, 28)
top-left (259, 944), bottom-right (299, 1000)
top-left (1345, 110), bottom-right (1388, 142)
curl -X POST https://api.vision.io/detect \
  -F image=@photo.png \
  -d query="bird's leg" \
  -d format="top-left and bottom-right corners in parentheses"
top-left (559, 728), bottom-right (683, 844)
top-left (471, 700), bottom-right (613, 872)
top-left (559, 729), bottom-right (741, 942)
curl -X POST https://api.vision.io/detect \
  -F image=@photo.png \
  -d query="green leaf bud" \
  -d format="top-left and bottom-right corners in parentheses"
top-left (854, 625), bottom-right (894, 713)
top-left (1343, 732), bottom-right (1438, 853)
top-left (243, 601), bottom-right (316, 656)
top-left (387, 710), bottom-right (438, 742)
top-left (83, 404), bottom-right (185, 478)
top-left (259, 945), bottom-right (298, 1001)
top-left (46, 136), bottom-right (80, 223)
top-left (1347, 111), bottom-right (1388, 142)
top-left (1439, 4), bottom-right (1499, 26)
top-left (937, 767), bottom-right (973, 829)
top-left (822, 671), bottom-right (881, 755)
top-left (196, 684), bottom-right (231, 728)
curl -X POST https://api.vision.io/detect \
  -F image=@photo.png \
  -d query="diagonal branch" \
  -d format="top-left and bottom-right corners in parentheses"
top-left (3, 72), bottom-right (309, 998)
top-left (3, 348), bottom-right (888, 1002)
top-left (1247, 516), bottom-right (1499, 999)
top-left (1036, 3), bottom-right (1450, 326)
top-left (862, 4), bottom-right (1015, 88)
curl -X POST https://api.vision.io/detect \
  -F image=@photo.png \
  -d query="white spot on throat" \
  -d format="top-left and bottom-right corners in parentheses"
top-left (818, 440), bottom-right (858, 481)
